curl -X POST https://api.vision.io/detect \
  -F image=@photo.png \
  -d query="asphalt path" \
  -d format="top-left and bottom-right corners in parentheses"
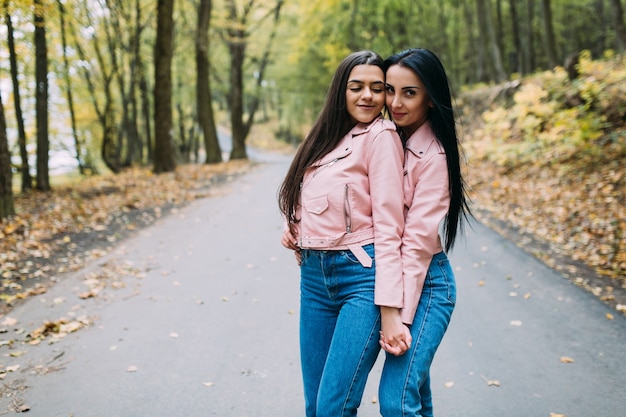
top-left (1, 148), bottom-right (625, 417)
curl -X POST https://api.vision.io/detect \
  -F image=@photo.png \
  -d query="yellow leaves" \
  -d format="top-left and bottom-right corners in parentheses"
top-left (560, 356), bottom-right (575, 363)
top-left (28, 316), bottom-right (92, 342)
top-left (463, 60), bottom-right (626, 301)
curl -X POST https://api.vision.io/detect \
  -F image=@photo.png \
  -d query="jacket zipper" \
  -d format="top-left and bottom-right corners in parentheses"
top-left (344, 184), bottom-right (352, 233)
top-left (312, 158), bottom-right (338, 178)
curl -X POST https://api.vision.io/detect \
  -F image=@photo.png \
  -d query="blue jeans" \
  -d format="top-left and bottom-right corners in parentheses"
top-left (299, 244), bottom-right (381, 417)
top-left (379, 251), bottom-right (456, 417)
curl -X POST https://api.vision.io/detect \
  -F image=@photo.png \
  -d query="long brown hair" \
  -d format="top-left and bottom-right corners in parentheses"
top-left (278, 51), bottom-right (384, 234)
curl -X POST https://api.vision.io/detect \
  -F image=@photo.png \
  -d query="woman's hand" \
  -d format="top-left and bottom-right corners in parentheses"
top-left (380, 306), bottom-right (412, 356)
top-left (281, 229), bottom-right (302, 265)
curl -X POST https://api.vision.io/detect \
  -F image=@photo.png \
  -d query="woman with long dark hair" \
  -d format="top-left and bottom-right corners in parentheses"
top-left (278, 50), bottom-right (406, 417)
top-left (378, 48), bottom-right (472, 417)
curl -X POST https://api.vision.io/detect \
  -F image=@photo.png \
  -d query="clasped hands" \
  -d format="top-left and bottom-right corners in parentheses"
top-left (380, 306), bottom-right (412, 356)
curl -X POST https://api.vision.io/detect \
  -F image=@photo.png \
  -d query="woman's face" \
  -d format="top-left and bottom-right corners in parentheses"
top-left (345, 64), bottom-right (386, 124)
top-left (385, 64), bottom-right (433, 136)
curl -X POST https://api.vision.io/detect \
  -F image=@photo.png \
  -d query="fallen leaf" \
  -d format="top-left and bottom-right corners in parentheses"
top-left (444, 381), bottom-right (455, 388)
top-left (510, 320), bottom-right (522, 326)
top-left (127, 365), bottom-right (138, 372)
top-left (560, 356), bottom-right (575, 363)
top-left (480, 374), bottom-right (500, 387)
top-left (1, 317), bottom-right (17, 326)
top-left (203, 381), bottom-right (214, 387)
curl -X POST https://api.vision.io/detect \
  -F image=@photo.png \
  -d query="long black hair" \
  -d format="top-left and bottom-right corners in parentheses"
top-left (384, 48), bottom-right (472, 251)
top-left (278, 51), bottom-right (385, 233)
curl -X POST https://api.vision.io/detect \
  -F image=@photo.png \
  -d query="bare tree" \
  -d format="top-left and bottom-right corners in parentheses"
top-left (153, 0), bottom-right (176, 173)
top-left (197, 0), bottom-right (222, 164)
top-left (224, 0), bottom-right (284, 160)
top-left (57, 0), bottom-right (97, 175)
top-left (74, 2), bottom-right (119, 173)
top-left (4, 1), bottom-right (31, 191)
top-left (34, 0), bottom-right (50, 191)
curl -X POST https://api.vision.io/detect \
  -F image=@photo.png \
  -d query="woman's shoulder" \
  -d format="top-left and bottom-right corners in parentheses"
top-left (352, 116), bottom-right (397, 137)
top-left (369, 116), bottom-right (397, 134)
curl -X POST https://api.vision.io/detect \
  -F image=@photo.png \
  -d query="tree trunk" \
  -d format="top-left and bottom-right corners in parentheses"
top-left (5, 1), bottom-right (31, 191)
top-left (34, 0), bottom-right (50, 192)
top-left (153, 0), bottom-right (176, 173)
top-left (469, 0), bottom-right (488, 82)
top-left (127, 0), bottom-right (143, 166)
top-left (476, 0), bottom-right (507, 82)
top-left (541, 0), bottom-right (558, 68)
top-left (197, 0), bottom-right (222, 164)
top-left (524, 0), bottom-right (536, 72)
top-left (105, 1), bottom-right (128, 168)
top-left (509, 0), bottom-right (524, 74)
top-left (226, 0), bottom-right (247, 160)
top-left (610, 0), bottom-right (626, 52)
top-left (495, 0), bottom-right (505, 70)
top-left (139, 59), bottom-right (152, 163)
top-left (0, 90), bottom-right (15, 220)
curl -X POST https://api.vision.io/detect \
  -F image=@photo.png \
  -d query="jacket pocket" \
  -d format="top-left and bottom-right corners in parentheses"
top-left (305, 196), bottom-right (328, 215)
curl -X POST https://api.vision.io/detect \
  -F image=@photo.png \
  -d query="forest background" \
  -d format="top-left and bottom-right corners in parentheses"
top-left (0, 0), bottom-right (624, 314)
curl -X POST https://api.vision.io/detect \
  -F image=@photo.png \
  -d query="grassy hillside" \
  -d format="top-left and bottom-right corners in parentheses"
top-left (458, 51), bottom-right (625, 313)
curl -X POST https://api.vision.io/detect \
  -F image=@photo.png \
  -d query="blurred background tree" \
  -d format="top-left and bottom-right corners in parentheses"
top-left (0, 0), bottom-right (624, 190)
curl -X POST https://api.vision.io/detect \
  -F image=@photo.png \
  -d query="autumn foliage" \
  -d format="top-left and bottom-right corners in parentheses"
top-left (460, 51), bottom-right (625, 308)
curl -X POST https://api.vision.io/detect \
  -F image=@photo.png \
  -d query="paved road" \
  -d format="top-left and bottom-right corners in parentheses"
top-left (1, 150), bottom-right (625, 417)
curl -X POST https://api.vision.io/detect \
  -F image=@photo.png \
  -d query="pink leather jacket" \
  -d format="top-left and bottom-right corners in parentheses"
top-left (399, 121), bottom-right (450, 324)
top-left (295, 116), bottom-right (406, 308)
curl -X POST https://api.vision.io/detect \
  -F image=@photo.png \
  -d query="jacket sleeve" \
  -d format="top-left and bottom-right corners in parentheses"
top-left (369, 125), bottom-right (405, 308)
top-left (400, 151), bottom-right (450, 324)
